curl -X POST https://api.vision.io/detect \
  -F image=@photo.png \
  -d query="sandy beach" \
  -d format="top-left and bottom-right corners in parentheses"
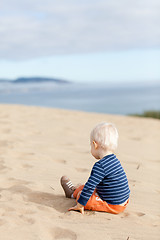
top-left (0, 104), bottom-right (160, 240)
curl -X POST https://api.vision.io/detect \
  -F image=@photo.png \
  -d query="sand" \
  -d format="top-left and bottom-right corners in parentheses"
top-left (0, 104), bottom-right (160, 240)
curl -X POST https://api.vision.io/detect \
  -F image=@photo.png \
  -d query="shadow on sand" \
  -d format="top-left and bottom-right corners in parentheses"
top-left (1, 184), bottom-right (75, 213)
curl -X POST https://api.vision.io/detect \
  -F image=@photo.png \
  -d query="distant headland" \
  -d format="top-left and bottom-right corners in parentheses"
top-left (0, 77), bottom-right (71, 84)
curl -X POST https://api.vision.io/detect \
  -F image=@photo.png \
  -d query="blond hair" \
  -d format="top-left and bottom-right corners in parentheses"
top-left (90, 122), bottom-right (119, 152)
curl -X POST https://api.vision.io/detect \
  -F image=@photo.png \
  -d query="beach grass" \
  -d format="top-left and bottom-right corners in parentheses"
top-left (129, 111), bottom-right (160, 120)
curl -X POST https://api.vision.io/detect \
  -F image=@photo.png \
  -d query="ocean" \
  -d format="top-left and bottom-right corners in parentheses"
top-left (0, 81), bottom-right (160, 115)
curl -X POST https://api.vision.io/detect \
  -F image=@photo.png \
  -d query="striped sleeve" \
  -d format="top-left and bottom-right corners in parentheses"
top-left (78, 161), bottom-right (105, 206)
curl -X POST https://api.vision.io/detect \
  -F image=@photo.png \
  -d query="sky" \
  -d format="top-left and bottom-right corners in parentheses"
top-left (0, 0), bottom-right (160, 83)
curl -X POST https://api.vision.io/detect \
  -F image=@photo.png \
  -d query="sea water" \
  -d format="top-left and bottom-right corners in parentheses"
top-left (0, 82), bottom-right (159, 115)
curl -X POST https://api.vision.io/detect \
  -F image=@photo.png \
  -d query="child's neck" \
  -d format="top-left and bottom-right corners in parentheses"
top-left (98, 150), bottom-right (114, 159)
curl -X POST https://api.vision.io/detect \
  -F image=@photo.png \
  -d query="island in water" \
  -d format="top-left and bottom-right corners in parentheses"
top-left (0, 77), bottom-right (70, 84)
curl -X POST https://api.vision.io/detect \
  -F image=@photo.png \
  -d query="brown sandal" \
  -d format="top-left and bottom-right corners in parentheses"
top-left (60, 176), bottom-right (76, 198)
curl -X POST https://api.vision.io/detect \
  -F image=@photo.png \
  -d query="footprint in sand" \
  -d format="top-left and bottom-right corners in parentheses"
top-left (0, 120), bottom-right (10, 125)
top-left (2, 128), bottom-right (11, 134)
top-left (121, 212), bottom-right (130, 218)
top-left (0, 219), bottom-right (6, 226)
top-left (27, 152), bottom-right (35, 156)
top-left (121, 212), bottom-right (145, 218)
top-left (19, 215), bottom-right (35, 225)
top-left (0, 114), bottom-right (9, 118)
top-left (8, 184), bottom-right (32, 194)
top-left (56, 159), bottom-right (67, 164)
top-left (53, 227), bottom-right (77, 240)
top-left (8, 178), bottom-right (31, 185)
top-left (22, 164), bottom-right (33, 169)
top-left (0, 161), bottom-right (7, 171)
top-left (0, 140), bottom-right (10, 147)
top-left (136, 212), bottom-right (145, 217)
top-left (75, 168), bottom-right (88, 173)
top-left (20, 152), bottom-right (35, 158)
top-left (0, 140), bottom-right (13, 151)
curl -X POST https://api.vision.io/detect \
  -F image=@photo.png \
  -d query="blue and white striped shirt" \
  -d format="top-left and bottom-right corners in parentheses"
top-left (78, 154), bottom-right (130, 206)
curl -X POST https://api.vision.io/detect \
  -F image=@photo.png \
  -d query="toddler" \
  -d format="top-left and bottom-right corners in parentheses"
top-left (61, 122), bottom-right (130, 214)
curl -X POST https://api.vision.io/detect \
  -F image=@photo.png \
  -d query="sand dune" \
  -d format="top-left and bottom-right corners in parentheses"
top-left (0, 104), bottom-right (160, 240)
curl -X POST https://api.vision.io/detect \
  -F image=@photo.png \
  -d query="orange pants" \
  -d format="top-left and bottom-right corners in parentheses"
top-left (73, 185), bottom-right (129, 214)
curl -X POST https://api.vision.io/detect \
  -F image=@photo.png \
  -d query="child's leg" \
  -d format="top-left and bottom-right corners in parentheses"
top-left (84, 191), bottom-right (129, 214)
top-left (74, 185), bottom-right (129, 214)
top-left (73, 185), bottom-right (84, 199)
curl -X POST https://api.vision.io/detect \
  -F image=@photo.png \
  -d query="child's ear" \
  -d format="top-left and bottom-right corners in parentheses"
top-left (93, 141), bottom-right (98, 149)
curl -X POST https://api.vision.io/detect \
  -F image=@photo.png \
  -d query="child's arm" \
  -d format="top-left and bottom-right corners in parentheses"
top-left (68, 203), bottom-right (84, 214)
top-left (77, 161), bottom-right (105, 206)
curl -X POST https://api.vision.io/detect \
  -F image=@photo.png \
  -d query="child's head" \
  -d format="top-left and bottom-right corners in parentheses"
top-left (90, 122), bottom-right (119, 158)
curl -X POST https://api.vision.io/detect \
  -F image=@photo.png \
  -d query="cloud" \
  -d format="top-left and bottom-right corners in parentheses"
top-left (0, 0), bottom-right (160, 60)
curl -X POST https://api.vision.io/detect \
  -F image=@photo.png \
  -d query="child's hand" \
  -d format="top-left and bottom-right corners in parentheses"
top-left (68, 203), bottom-right (84, 214)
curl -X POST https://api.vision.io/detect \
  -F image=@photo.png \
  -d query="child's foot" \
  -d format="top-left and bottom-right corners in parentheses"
top-left (60, 176), bottom-right (76, 198)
